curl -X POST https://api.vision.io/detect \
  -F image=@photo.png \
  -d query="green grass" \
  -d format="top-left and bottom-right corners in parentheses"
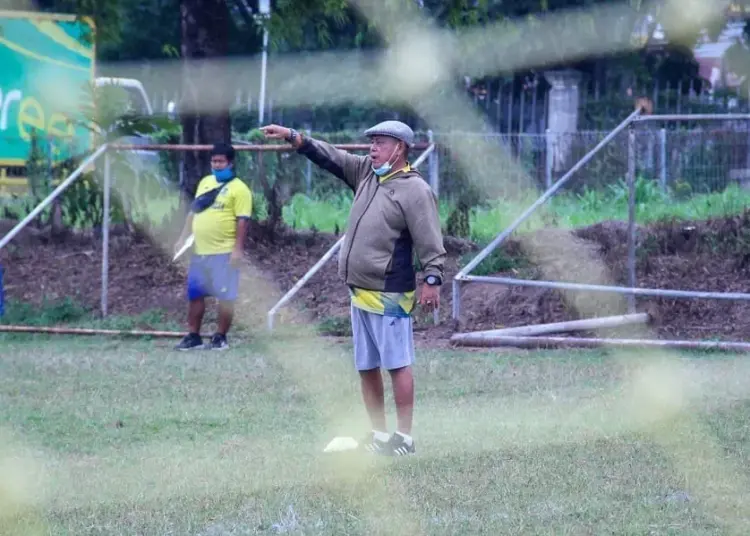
top-left (281, 180), bottom-right (750, 244)
top-left (3, 332), bottom-right (750, 534)
top-left (0, 299), bottom-right (183, 333)
top-left (471, 179), bottom-right (750, 241)
top-left (6, 176), bottom-right (750, 246)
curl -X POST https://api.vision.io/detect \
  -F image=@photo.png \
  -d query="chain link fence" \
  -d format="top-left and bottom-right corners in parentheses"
top-left (433, 125), bottom-right (750, 202)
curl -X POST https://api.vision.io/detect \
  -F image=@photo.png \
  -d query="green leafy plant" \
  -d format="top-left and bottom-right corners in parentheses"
top-left (0, 297), bottom-right (89, 326)
top-left (317, 315), bottom-right (352, 337)
top-left (26, 81), bottom-right (185, 232)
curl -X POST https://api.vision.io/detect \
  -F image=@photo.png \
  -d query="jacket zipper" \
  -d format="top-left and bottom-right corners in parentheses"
top-left (343, 177), bottom-right (381, 283)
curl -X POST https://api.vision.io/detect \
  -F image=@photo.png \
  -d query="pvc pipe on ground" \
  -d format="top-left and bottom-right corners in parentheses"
top-left (0, 325), bottom-right (202, 338)
top-left (456, 313), bottom-right (649, 339)
top-left (450, 334), bottom-right (750, 353)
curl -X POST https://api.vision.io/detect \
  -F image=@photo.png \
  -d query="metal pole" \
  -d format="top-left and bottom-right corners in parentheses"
top-left (633, 114), bottom-right (750, 122)
top-left (460, 274), bottom-right (750, 301)
top-left (427, 130), bottom-right (439, 197)
top-left (267, 235), bottom-right (345, 330)
top-left (258, 29), bottom-right (268, 126)
top-left (451, 334), bottom-right (750, 353)
top-left (110, 142), bottom-right (429, 152)
top-left (454, 108), bottom-right (642, 281)
top-left (451, 279), bottom-right (461, 321)
top-left (258, 0), bottom-right (270, 126)
top-left (0, 324), bottom-right (210, 338)
top-left (626, 127), bottom-right (637, 313)
top-left (305, 126), bottom-right (312, 195)
top-left (544, 128), bottom-right (553, 188)
top-left (101, 151), bottom-right (111, 317)
top-left (411, 143), bottom-right (434, 169)
top-left (0, 144), bottom-right (108, 251)
top-left (659, 128), bottom-right (667, 192)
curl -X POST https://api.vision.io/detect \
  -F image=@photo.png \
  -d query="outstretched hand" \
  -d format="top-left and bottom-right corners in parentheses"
top-left (260, 124), bottom-right (291, 140)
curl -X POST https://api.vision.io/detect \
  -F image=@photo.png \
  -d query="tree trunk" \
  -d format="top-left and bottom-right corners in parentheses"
top-left (179, 0), bottom-right (232, 200)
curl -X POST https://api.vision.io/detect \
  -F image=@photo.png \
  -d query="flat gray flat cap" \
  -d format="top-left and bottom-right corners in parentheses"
top-left (364, 120), bottom-right (415, 148)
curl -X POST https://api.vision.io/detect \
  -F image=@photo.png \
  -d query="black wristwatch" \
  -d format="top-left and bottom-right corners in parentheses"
top-left (286, 128), bottom-right (298, 144)
top-left (424, 275), bottom-right (441, 286)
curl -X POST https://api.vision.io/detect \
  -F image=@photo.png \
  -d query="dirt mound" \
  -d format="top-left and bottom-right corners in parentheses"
top-left (0, 228), bottom-right (186, 323)
top-left (457, 213), bottom-right (750, 342)
top-left (4, 214), bottom-right (750, 343)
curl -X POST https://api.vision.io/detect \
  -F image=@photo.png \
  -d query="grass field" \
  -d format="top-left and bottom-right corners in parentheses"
top-left (3, 331), bottom-right (750, 535)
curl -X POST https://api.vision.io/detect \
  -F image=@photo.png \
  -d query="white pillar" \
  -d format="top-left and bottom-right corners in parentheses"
top-left (544, 69), bottom-right (581, 172)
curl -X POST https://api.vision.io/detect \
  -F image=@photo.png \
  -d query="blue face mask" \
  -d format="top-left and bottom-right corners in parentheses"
top-left (212, 166), bottom-right (234, 182)
top-left (371, 145), bottom-right (400, 177)
top-left (372, 161), bottom-right (392, 177)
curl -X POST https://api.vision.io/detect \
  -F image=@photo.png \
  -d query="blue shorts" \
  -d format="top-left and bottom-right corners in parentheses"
top-left (186, 253), bottom-right (239, 302)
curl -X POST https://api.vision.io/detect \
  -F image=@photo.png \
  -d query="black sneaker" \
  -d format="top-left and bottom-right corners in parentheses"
top-left (387, 432), bottom-right (416, 456)
top-left (207, 333), bottom-right (229, 351)
top-left (174, 333), bottom-right (203, 351)
top-left (359, 431), bottom-right (391, 455)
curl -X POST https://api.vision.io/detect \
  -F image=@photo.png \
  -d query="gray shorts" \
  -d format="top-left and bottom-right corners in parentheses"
top-left (351, 305), bottom-right (415, 372)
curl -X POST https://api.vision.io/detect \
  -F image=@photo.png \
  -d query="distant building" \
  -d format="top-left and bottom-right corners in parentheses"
top-left (694, 21), bottom-right (746, 91)
top-left (644, 2), bottom-right (750, 92)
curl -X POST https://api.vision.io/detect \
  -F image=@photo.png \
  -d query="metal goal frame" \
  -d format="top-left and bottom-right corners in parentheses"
top-left (451, 111), bottom-right (750, 347)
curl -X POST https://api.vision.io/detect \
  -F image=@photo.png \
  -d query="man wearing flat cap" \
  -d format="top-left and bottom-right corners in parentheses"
top-left (261, 120), bottom-right (446, 456)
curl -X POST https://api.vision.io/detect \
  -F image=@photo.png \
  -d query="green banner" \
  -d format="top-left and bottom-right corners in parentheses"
top-left (0, 11), bottom-right (94, 166)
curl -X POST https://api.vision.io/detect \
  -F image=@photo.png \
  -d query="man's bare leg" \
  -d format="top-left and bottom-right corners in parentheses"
top-left (217, 300), bottom-right (234, 335)
top-left (359, 369), bottom-right (387, 432)
top-left (389, 366), bottom-right (414, 435)
top-left (188, 298), bottom-right (205, 334)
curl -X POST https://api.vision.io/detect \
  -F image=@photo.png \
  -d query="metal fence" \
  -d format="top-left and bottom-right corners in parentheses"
top-left (432, 125), bottom-right (750, 200)
top-left (146, 126), bottom-right (750, 203)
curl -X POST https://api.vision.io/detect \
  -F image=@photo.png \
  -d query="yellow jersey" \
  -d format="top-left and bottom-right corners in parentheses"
top-left (349, 287), bottom-right (416, 317)
top-left (350, 164), bottom-right (416, 317)
top-left (192, 175), bottom-right (253, 255)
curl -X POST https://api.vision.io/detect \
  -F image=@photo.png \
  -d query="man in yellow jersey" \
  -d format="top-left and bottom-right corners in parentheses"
top-left (261, 121), bottom-right (446, 456)
top-left (174, 143), bottom-right (253, 351)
